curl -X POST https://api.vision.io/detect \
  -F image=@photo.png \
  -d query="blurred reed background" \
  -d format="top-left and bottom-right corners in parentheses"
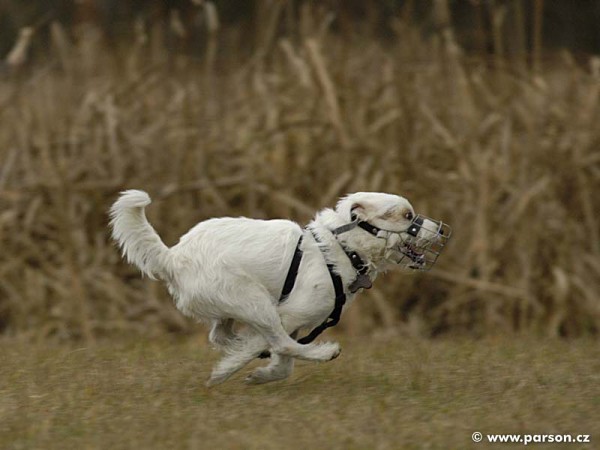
top-left (0, 0), bottom-right (599, 341)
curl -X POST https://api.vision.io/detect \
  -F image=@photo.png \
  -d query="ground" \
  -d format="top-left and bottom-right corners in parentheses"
top-left (1, 333), bottom-right (598, 449)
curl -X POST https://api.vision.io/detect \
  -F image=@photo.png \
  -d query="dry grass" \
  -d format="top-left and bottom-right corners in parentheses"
top-left (0, 2), bottom-right (599, 340)
top-left (1, 334), bottom-right (599, 449)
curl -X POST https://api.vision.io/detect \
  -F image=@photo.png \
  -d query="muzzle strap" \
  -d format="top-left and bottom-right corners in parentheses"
top-left (332, 212), bottom-right (382, 237)
top-left (406, 216), bottom-right (424, 237)
top-left (331, 220), bottom-right (358, 235)
top-left (356, 220), bottom-right (382, 236)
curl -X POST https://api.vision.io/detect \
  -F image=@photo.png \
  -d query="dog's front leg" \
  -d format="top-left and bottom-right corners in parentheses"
top-left (249, 308), bottom-right (341, 363)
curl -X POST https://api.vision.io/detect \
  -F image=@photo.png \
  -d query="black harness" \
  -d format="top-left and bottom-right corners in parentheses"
top-left (279, 230), bottom-right (351, 345)
top-left (278, 235), bottom-right (305, 302)
top-left (258, 228), bottom-right (370, 358)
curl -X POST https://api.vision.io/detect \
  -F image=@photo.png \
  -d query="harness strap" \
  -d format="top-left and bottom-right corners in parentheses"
top-left (295, 230), bottom-right (347, 344)
top-left (297, 261), bottom-right (346, 344)
top-left (259, 230), bottom-right (346, 358)
top-left (279, 235), bottom-right (304, 302)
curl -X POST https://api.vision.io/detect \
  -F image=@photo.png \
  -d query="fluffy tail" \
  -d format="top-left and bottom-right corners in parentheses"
top-left (109, 190), bottom-right (171, 280)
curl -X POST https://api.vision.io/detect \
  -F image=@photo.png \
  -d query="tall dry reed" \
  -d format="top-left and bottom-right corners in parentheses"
top-left (0, 4), bottom-right (599, 340)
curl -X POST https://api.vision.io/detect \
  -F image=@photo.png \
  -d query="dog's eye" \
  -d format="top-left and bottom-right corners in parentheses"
top-left (405, 212), bottom-right (414, 221)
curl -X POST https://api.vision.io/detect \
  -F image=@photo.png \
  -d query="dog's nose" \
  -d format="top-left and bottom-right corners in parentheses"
top-left (439, 229), bottom-right (444, 236)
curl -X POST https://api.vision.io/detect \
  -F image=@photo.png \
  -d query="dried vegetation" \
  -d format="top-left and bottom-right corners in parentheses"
top-left (0, 2), bottom-right (599, 340)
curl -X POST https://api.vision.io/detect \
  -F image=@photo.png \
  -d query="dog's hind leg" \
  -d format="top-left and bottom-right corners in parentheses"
top-left (208, 319), bottom-right (237, 349)
top-left (206, 332), bottom-right (267, 387)
top-left (245, 331), bottom-right (297, 385)
top-left (207, 287), bottom-right (339, 386)
top-left (245, 353), bottom-right (294, 385)
top-left (206, 324), bottom-right (338, 387)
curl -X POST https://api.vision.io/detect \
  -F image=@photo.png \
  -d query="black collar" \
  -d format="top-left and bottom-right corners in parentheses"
top-left (323, 224), bottom-right (373, 293)
top-left (339, 244), bottom-right (368, 276)
top-left (331, 214), bottom-right (372, 276)
top-left (342, 245), bottom-right (372, 292)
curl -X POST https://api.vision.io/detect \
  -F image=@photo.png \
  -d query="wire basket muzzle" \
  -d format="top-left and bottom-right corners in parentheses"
top-left (393, 215), bottom-right (451, 271)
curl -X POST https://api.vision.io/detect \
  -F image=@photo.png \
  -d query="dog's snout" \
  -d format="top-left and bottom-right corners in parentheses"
top-left (439, 228), bottom-right (444, 236)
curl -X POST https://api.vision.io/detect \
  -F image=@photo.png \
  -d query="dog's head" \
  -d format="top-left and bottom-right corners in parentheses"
top-left (335, 192), bottom-right (451, 270)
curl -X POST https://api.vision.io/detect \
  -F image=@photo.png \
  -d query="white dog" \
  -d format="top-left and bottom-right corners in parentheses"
top-left (110, 190), bottom-right (449, 386)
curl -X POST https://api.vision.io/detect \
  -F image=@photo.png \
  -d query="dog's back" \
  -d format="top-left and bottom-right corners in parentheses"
top-left (110, 191), bottom-right (303, 308)
top-left (171, 217), bottom-right (302, 298)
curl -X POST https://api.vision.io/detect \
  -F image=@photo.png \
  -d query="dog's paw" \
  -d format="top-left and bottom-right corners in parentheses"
top-left (300, 341), bottom-right (341, 361)
top-left (244, 368), bottom-right (271, 385)
top-left (206, 372), bottom-right (231, 387)
top-left (329, 344), bottom-right (341, 360)
top-left (323, 342), bottom-right (341, 360)
top-left (316, 341), bottom-right (341, 361)
top-left (244, 367), bottom-right (289, 385)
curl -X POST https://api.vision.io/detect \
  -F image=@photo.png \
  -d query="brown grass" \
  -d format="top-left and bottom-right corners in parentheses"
top-left (0, 2), bottom-right (599, 340)
top-left (1, 334), bottom-right (599, 449)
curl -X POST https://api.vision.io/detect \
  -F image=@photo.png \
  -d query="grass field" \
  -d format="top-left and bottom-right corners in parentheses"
top-left (1, 334), bottom-right (598, 449)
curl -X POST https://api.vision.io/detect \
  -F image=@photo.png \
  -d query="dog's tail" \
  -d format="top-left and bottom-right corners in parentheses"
top-left (109, 190), bottom-right (172, 280)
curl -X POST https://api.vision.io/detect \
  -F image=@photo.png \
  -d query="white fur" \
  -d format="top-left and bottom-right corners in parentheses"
top-left (110, 190), bottom-right (420, 386)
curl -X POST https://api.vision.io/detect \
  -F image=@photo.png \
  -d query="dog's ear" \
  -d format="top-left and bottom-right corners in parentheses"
top-left (350, 203), bottom-right (366, 220)
top-left (336, 195), bottom-right (373, 221)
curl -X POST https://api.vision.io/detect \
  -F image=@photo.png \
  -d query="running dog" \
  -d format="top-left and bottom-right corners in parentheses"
top-left (109, 190), bottom-right (450, 386)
